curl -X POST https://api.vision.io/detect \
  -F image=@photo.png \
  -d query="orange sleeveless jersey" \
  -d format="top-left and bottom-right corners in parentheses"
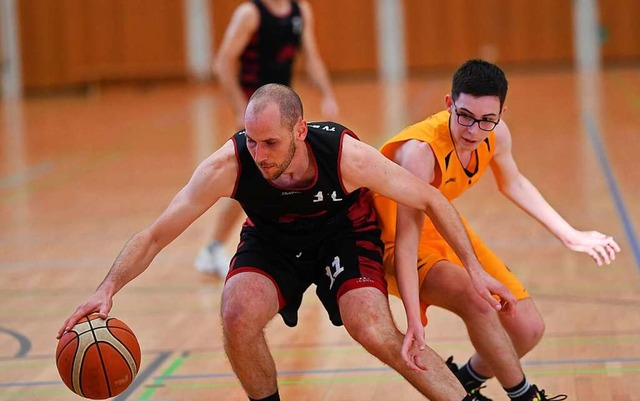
top-left (372, 110), bottom-right (528, 325)
top-left (373, 110), bottom-right (496, 245)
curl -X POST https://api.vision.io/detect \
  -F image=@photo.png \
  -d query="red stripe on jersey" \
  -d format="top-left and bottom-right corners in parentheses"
top-left (347, 190), bottom-right (379, 231)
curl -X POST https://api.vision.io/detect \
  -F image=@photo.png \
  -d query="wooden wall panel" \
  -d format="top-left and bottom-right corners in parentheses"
top-left (19, 0), bottom-right (187, 91)
top-left (82, 1), bottom-right (124, 79)
top-left (18, 0), bottom-right (639, 92)
top-left (306, 0), bottom-right (377, 74)
top-left (118, 0), bottom-right (186, 79)
top-left (599, 0), bottom-right (640, 61)
top-left (19, 0), bottom-right (85, 89)
top-left (404, 0), bottom-right (573, 70)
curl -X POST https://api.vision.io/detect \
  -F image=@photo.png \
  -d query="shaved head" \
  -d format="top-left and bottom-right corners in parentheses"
top-left (247, 84), bottom-right (303, 130)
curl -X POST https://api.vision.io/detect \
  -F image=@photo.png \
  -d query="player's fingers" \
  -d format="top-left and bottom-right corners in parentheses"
top-left (403, 348), bottom-right (421, 372)
top-left (481, 290), bottom-right (502, 311)
top-left (587, 248), bottom-right (603, 266)
top-left (608, 237), bottom-right (621, 252)
top-left (98, 305), bottom-right (110, 319)
top-left (414, 354), bottom-right (429, 371)
top-left (605, 243), bottom-right (617, 262)
top-left (57, 318), bottom-right (71, 339)
top-left (59, 312), bottom-right (83, 338)
top-left (401, 337), bottom-right (414, 366)
top-left (503, 290), bottom-right (517, 311)
top-left (595, 245), bottom-right (611, 265)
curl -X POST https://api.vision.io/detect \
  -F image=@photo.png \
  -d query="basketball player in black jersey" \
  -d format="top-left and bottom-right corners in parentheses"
top-left (196, 0), bottom-right (339, 276)
top-left (59, 84), bottom-right (514, 401)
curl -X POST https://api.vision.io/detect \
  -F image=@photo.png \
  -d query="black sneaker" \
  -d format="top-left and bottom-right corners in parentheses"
top-left (445, 356), bottom-right (493, 401)
top-left (522, 385), bottom-right (567, 401)
top-left (446, 356), bottom-right (459, 373)
top-left (469, 385), bottom-right (493, 401)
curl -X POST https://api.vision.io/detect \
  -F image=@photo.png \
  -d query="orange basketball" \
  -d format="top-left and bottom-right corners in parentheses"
top-left (56, 314), bottom-right (141, 399)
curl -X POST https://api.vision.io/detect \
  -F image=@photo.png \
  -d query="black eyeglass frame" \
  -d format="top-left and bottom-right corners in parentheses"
top-left (452, 100), bottom-right (501, 132)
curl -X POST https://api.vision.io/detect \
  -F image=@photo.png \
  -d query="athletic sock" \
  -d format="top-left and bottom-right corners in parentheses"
top-left (456, 359), bottom-right (489, 391)
top-left (505, 377), bottom-right (532, 400)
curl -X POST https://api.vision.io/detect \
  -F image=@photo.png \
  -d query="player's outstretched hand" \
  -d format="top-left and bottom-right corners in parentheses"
top-left (401, 323), bottom-right (428, 373)
top-left (565, 230), bottom-right (621, 266)
top-left (469, 269), bottom-right (517, 316)
top-left (57, 289), bottom-right (112, 339)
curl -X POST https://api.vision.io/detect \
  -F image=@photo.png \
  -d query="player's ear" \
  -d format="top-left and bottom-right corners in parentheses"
top-left (445, 94), bottom-right (453, 112)
top-left (295, 119), bottom-right (307, 140)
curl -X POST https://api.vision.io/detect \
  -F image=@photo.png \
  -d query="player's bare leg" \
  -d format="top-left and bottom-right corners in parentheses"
top-left (339, 287), bottom-right (469, 401)
top-left (421, 261), bottom-right (525, 388)
top-left (221, 272), bottom-right (280, 399)
top-left (468, 298), bottom-right (545, 376)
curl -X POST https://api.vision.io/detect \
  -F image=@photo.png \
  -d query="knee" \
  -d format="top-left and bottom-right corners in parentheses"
top-left (506, 308), bottom-right (545, 356)
top-left (450, 288), bottom-right (497, 322)
top-left (345, 316), bottom-right (396, 351)
top-left (220, 299), bottom-right (249, 335)
top-left (340, 289), bottom-right (400, 351)
top-left (220, 295), bottom-right (268, 339)
top-left (517, 315), bottom-right (545, 354)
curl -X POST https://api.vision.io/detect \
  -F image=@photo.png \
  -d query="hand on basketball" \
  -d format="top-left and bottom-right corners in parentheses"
top-left (564, 230), bottom-right (621, 266)
top-left (57, 289), bottom-right (113, 339)
top-left (401, 323), bottom-right (428, 373)
top-left (469, 269), bottom-right (517, 316)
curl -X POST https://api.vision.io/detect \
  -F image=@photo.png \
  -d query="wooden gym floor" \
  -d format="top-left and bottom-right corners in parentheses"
top-left (1, 66), bottom-right (639, 400)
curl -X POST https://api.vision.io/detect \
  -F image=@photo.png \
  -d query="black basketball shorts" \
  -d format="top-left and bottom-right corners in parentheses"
top-left (225, 225), bottom-right (387, 327)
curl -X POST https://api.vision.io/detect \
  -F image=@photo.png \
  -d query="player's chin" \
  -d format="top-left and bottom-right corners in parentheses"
top-left (258, 168), bottom-right (274, 180)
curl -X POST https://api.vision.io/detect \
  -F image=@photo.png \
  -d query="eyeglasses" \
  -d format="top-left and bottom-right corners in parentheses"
top-left (452, 101), bottom-right (500, 132)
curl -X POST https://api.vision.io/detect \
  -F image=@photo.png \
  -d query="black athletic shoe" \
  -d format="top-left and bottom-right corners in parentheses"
top-left (520, 385), bottom-right (567, 401)
top-left (445, 356), bottom-right (493, 401)
top-left (446, 355), bottom-right (459, 373)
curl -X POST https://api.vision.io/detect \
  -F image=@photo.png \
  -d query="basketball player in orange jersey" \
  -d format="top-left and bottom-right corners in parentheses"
top-left (372, 59), bottom-right (621, 401)
top-left (58, 84), bottom-right (517, 401)
top-left (195, 0), bottom-right (339, 276)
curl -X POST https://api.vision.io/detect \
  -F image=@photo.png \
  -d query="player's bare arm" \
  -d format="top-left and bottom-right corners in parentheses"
top-left (57, 141), bottom-right (239, 338)
top-left (298, 1), bottom-right (338, 118)
top-left (340, 135), bottom-right (515, 312)
top-left (214, 3), bottom-right (260, 126)
top-left (491, 120), bottom-right (620, 265)
top-left (389, 140), bottom-right (435, 372)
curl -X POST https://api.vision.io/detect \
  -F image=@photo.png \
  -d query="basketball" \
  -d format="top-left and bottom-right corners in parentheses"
top-left (55, 314), bottom-right (141, 399)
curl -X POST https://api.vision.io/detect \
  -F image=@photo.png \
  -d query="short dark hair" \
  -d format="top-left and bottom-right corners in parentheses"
top-left (248, 83), bottom-right (304, 130)
top-left (451, 59), bottom-right (508, 108)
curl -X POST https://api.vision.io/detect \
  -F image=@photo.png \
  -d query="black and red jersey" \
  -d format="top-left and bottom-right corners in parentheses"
top-left (239, 0), bottom-right (303, 99)
top-left (230, 122), bottom-right (379, 251)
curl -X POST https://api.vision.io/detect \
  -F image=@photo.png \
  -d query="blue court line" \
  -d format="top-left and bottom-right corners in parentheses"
top-left (154, 356), bottom-right (640, 381)
top-left (583, 115), bottom-right (640, 272)
top-left (0, 326), bottom-right (31, 358)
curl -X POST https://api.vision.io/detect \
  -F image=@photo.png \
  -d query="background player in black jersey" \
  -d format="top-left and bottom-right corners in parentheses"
top-left (58, 84), bottom-right (516, 401)
top-left (196, 0), bottom-right (339, 277)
